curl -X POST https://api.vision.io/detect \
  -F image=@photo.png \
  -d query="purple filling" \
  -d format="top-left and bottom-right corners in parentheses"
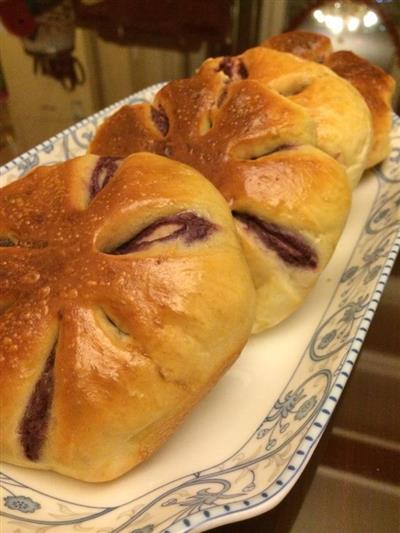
top-left (20, 346), bottom-right (56, 461)
top-left (217, 57), bottom-right (248, 80)
top-left (110, 212), bottom-right (216, 254)
top-left (233, 212), bottom-right (317, 269)
top-left (0, 238), bottom-right (15, 247)
top-left (89, 157), bottom-right (120, 199)
top-left (151, 106), bottom-right (169, 136)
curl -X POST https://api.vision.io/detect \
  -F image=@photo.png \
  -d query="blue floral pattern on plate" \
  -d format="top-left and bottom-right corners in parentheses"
top-left (3, 495), bottom-right (40, 513)
top-left (0, 86), bottom-right (399, 533)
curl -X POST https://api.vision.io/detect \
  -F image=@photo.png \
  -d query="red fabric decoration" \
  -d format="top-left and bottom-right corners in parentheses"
top-left (0, 0), bottom-right (37, 37)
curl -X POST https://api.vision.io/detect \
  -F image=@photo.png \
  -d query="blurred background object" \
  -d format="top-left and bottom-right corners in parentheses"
top-left (0, 0), bottom-right (85, 91)
top-left (0, 58), bottom-right (18, 163)
top-left (22, 0), bottom-right (85, 92)
top-left (73, 0), bottom-right (234, 55)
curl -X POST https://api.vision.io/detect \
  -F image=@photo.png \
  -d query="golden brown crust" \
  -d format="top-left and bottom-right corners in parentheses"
top-left (197, 46), bottom-right (372, 188)
top-left (262, 31), bottom-right (395, 169)
top-left (262, 31), bottom-right (333, 63)
top-left (221, 145), bottom-right (350, 329)
top-left (90, 104), bottom-right (166, 159)
top-left (90, 72), bottom-right (351, 332)
top-left (0, 153), bottom-right (255, 481)
top-left (325, 50), bottom-right (395, 167)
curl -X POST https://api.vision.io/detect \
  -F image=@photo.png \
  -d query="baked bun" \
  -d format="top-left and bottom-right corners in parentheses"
top-left (90, 72), bottom-right (351, 332)
top-left (263, 30), bottom-right (332, 63)
top-left (325, 51), bottom-right (395, 167)
top-left (0, 153), bottom-right (255, 482)
top-left (263, 31), bottom-right (395, 168)
top-left (197, 46), bottom-right (372, 188)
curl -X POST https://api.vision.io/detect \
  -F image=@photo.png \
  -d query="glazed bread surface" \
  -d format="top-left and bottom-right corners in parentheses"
top-left (0, 153), bottom-right (255, 481)
top-left (325, 50), bottom-right (395, 167)
top-left (198, 46), bottom-right (372, 188)
top-left (263, 31), bottom-right (395, 169)
top-left (90, 72), bottom-right (351, 332)
top-left (263, 30), bottom-right (333, 63)
top-left (261, 31), bottom-right (333, 63)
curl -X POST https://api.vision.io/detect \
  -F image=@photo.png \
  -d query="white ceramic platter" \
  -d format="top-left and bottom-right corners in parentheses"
top-left (1, 84), bottom-right (399, 533)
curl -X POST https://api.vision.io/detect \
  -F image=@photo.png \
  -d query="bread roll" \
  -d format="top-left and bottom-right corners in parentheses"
top-left (0, 152), bottom-right (255, 481)
top-left (325, 50), bottom-right (395, 168)
top-left (263, 30), bottom-right (332, 63)
top-left (90, 72), bottom-right (351, 332)
top-left (262, 31), bottom-right (395, 169)
top-left (197, 46), bottom-right (372, 188)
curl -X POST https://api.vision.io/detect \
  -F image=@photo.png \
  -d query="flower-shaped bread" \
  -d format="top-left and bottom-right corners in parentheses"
top-left (0, 153), bottom-right (255, 481)
top-left (198, 46), bottom-right (372, 188)
top-left (262, 31), bottom-right (395, 168)
top-left (90, 72), bottom-right (351, 332)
